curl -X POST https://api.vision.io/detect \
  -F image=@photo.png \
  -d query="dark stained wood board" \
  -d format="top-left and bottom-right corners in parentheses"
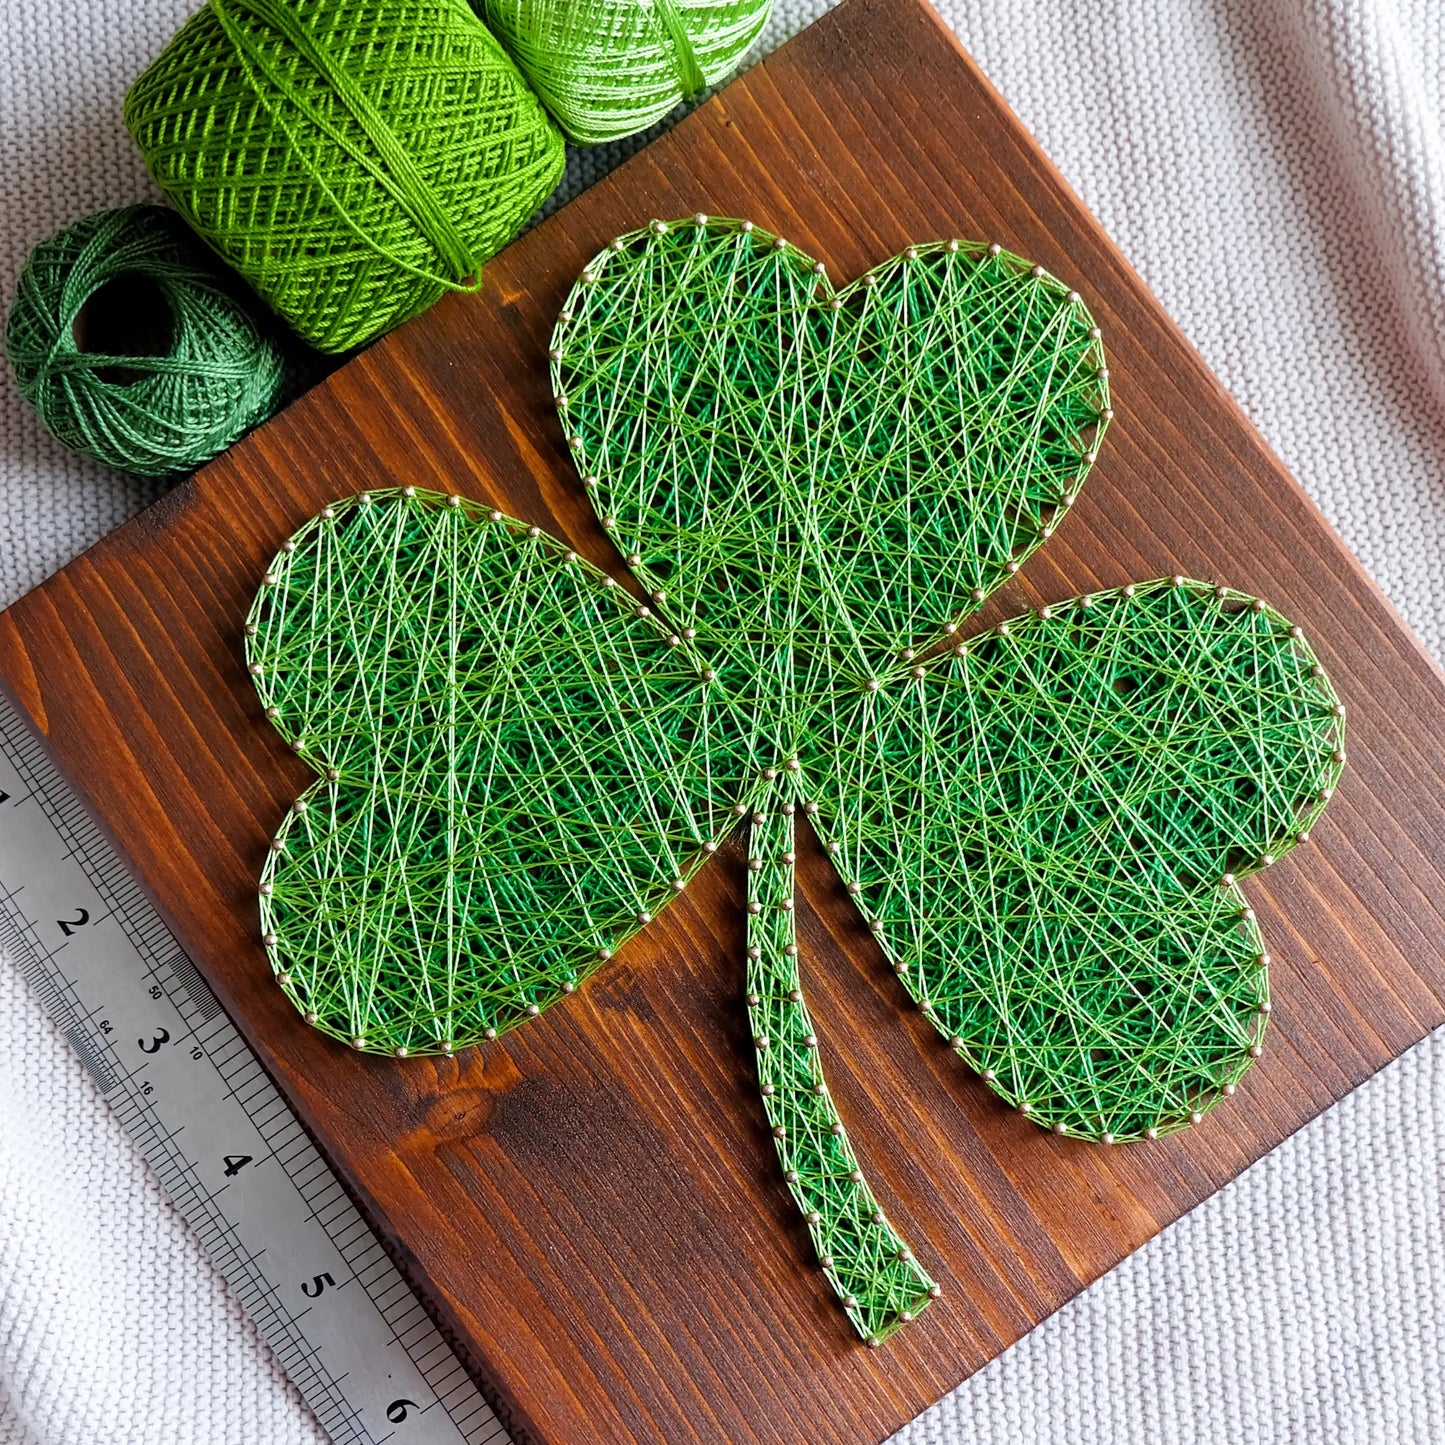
top-left (5, 0), bottom-right (1445, 1439)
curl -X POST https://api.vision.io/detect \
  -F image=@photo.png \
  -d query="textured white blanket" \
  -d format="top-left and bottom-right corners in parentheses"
top-left (2, 1), bottom-right (1442, 1440)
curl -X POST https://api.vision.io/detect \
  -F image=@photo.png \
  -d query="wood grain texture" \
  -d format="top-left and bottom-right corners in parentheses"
top-left (5, 1), bottom-right (1445, 1440)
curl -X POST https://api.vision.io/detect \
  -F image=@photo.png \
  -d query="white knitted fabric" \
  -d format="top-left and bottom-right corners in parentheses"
top-left (2, 1), bottom-right (1443, 1441)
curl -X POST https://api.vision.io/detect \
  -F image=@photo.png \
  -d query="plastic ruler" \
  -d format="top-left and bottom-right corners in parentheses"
top-left (0, 685), bottom-right (512, 1445)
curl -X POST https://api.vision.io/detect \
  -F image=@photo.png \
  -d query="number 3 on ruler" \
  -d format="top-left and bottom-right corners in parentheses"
top-left (138, 1027), bottom-right (169, 1054)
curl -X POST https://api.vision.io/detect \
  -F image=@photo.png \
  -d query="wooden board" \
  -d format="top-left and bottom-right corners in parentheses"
top-left (5, 0), bottom-right (1445, 1439)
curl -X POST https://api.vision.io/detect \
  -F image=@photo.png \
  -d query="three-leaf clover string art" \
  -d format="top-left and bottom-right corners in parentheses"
top-left (245, 216), bottom-right (1346, 1346)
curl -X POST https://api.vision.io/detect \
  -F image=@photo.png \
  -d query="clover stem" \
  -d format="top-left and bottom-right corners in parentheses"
top-left (745, 790), bottom-right (937, 1343)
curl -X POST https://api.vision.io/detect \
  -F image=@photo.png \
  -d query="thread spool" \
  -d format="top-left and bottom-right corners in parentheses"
top-left (4, 206), bottom-right (284, 477)
top-left (479, 0), bottom-right (774, 144)
top-left (124, 0), bottom-right (565, 353)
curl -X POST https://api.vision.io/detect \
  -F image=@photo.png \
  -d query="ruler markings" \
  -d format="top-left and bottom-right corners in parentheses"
top-left (61, 1023), bottom-right (119, 1091)
top-left (0, 692), bottom-right (511, 1445)
top-left (168, 948), bottom-right (224, 1022)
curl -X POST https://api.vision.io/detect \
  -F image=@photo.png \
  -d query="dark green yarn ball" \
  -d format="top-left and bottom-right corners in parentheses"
top-left (5, 206), bottom-right (284, 478)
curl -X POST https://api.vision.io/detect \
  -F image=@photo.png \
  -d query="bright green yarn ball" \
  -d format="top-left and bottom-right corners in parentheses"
top-left (124, 0), bottom-right (565, 353)
top-left (4, 206), bottom-right (284, 478)
top-left (478, 0), bottom-right (774, 144)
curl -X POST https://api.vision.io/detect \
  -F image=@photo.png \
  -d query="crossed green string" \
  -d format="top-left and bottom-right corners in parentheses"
top-left (246, 219), bottom-right (1344, 1342)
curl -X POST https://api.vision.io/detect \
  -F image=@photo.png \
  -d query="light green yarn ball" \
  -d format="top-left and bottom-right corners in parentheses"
top-left (124, 0), bottom-right (565, 353)
top-left (478, 0), bottom-right (774, 144)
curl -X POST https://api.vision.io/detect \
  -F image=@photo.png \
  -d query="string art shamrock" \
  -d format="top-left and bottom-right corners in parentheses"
top-left (245, 216), bottom-right (1346, 1345)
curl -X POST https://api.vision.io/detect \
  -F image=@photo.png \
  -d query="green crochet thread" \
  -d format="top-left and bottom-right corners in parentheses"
top-left (479, 0), bottom-right (774, 144)
top-left (124, 0), bottom-right (564, 353)
top-left (246, 219), bottom-right (1345, 1344)
top-left (5, 206), bottom-right (283, 477)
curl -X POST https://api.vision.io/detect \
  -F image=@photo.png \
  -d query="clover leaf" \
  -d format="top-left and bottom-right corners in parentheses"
top-left (246, 218), bottom-right (1344, 1344)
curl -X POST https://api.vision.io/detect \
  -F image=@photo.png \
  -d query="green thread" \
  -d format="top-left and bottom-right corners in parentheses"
top-left (747, 798), bottom-right (938, 1343)
top-left (4, 206), bottom-right (283, 477)
top-left (210, 0), bottom-right (477, 281)
top-left (478, 0), bottom-right (772, 144)
top-left (246, 218), bottom-right (1345, 1343)
top-left (248, 489), bottom-right (756, 1053)
top-left (805, 577), bottom-right (1343, 1141)
top-left (646, 0), bottom-right (709, 100)
top-left (124, 0), bottom-right (565, 353)
top-left (552, 219), bottom-right (1106, 754)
